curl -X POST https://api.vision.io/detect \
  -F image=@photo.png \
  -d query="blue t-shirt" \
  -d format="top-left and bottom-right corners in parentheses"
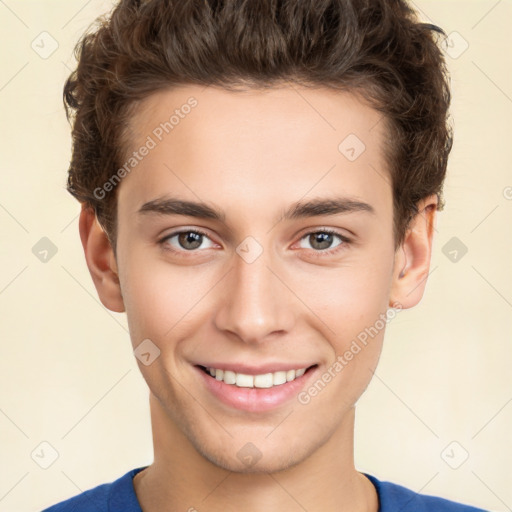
top-left (41, 466), bottom-right (488, 511)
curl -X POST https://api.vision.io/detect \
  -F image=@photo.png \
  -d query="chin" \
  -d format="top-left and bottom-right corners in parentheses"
top-left (188, 428), bottom-right (317, 475)
top-left (201, 445), bottom-right (305, 474)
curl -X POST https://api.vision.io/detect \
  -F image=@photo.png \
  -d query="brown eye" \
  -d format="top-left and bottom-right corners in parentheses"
top-left (177, 231), bottom-right (203, 250)
top-left (308, 232), bottom-right (336, 250)
top-left (159, 229), bottom-right (216, 253)
top-left (298, 230), bottom-right (347, 252)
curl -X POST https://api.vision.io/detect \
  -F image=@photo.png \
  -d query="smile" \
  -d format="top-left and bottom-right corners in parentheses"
top-left (195, 363), bottom-right (318, 412)
top-left (200, 365), bottom-right (309, 388)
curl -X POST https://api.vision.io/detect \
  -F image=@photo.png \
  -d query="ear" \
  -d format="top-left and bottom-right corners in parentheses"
top-left (389, 194), bottom-right (438, 309)
top-left (78, 203), bottom-right (125, 313)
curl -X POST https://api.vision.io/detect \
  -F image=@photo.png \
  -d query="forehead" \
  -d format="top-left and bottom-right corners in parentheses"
top-left (129, 83), bottom-right (386, 151)
top-left (118, 83), bottom-right (391, 220)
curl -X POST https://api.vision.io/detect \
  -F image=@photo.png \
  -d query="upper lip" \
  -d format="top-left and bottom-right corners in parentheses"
top-left (196, 362), bottom-right (316, 375)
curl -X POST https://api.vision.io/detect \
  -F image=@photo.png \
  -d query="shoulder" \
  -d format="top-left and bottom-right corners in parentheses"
top-left (365, 474), bottom-right (489, 512)
top-left (41, 466), bottom-right (147, 512)
top-left (41, 481), bottom-right (111, 512)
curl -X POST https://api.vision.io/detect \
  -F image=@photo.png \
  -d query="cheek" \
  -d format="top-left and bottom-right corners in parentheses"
top-left (295, 263), bottom-right (392, 411)
top-left (298, 252), bottom-right (395, 335)
top-left (291, 250), bottom-right (394, 398)
top-left (119, 252), bottom-right (217, 345)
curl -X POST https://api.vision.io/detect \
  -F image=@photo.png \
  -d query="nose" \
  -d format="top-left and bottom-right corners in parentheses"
top-left (213, 243), bottom-right (296, 344)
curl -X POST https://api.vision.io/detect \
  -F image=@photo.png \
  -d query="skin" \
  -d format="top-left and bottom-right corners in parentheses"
top-left (79, 83), bottom-right (437, 512)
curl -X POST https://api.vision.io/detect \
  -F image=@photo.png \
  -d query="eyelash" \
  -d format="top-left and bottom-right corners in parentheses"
top-left (158, 228), bottom-right (351, 258)
top-left (298, 228), bottom-right (351, 257)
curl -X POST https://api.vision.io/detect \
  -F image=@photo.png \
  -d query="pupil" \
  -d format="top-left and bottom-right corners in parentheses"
top-left (179, 232), bottom-right (202, 250)
top-left (311, 232), bottom-right (332, 250)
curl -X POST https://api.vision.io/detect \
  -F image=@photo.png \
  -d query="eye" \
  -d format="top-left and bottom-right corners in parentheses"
top-left (159, 229), bottom-right (217, 252)
top-left (158, 227), bottom-right (351, 257)
top-left (297, 229), bottom-right (350, 256)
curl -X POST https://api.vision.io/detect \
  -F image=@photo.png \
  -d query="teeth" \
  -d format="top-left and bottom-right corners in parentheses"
top-left (273, 371), bottom-right (287, 386)
top-left (236, 373), bottom-right (254, 387)
top-left (204, 366), bottom-right (309, 388)
top-left (223, 370), bottom-right (236, 385)
top-left (254, 373), bottom-right (273, 388)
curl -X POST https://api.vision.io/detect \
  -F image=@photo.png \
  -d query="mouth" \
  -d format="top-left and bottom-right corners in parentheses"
top-left (197, 364), bottom-right (317, 388)
top-left (195, 363), bottom-right (319, 412)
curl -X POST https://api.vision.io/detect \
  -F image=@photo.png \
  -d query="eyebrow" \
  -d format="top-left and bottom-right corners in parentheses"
top-left (138, 195), bottom-right (375, 222)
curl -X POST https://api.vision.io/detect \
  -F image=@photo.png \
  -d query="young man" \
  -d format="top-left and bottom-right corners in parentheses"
top-left (43, 0), bottom-right (487, 510)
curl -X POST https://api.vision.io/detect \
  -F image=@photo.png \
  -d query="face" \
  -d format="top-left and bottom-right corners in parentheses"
top-left (111, 84), bottom-right (400, 473)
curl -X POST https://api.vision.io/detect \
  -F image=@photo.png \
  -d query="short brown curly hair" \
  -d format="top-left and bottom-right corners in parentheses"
top-left (63, 0), bottom-right (452, 252)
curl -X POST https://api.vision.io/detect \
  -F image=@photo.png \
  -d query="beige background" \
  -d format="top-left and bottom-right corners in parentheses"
top-left (0, 1), bottom-right (511, 510)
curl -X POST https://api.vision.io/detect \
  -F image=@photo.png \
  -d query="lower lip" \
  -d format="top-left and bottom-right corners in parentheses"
top-left (195, 365), bottom-right (318, 412)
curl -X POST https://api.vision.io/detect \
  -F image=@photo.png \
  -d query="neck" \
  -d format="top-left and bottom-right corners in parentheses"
top-left (133, 392), bottom-right (378, 512)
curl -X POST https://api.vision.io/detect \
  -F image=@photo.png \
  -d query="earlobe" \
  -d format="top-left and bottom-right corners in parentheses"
top-left (389, 194), bottom-right (438, 310)
top-left (78, 203), bottom-right (125, 313)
